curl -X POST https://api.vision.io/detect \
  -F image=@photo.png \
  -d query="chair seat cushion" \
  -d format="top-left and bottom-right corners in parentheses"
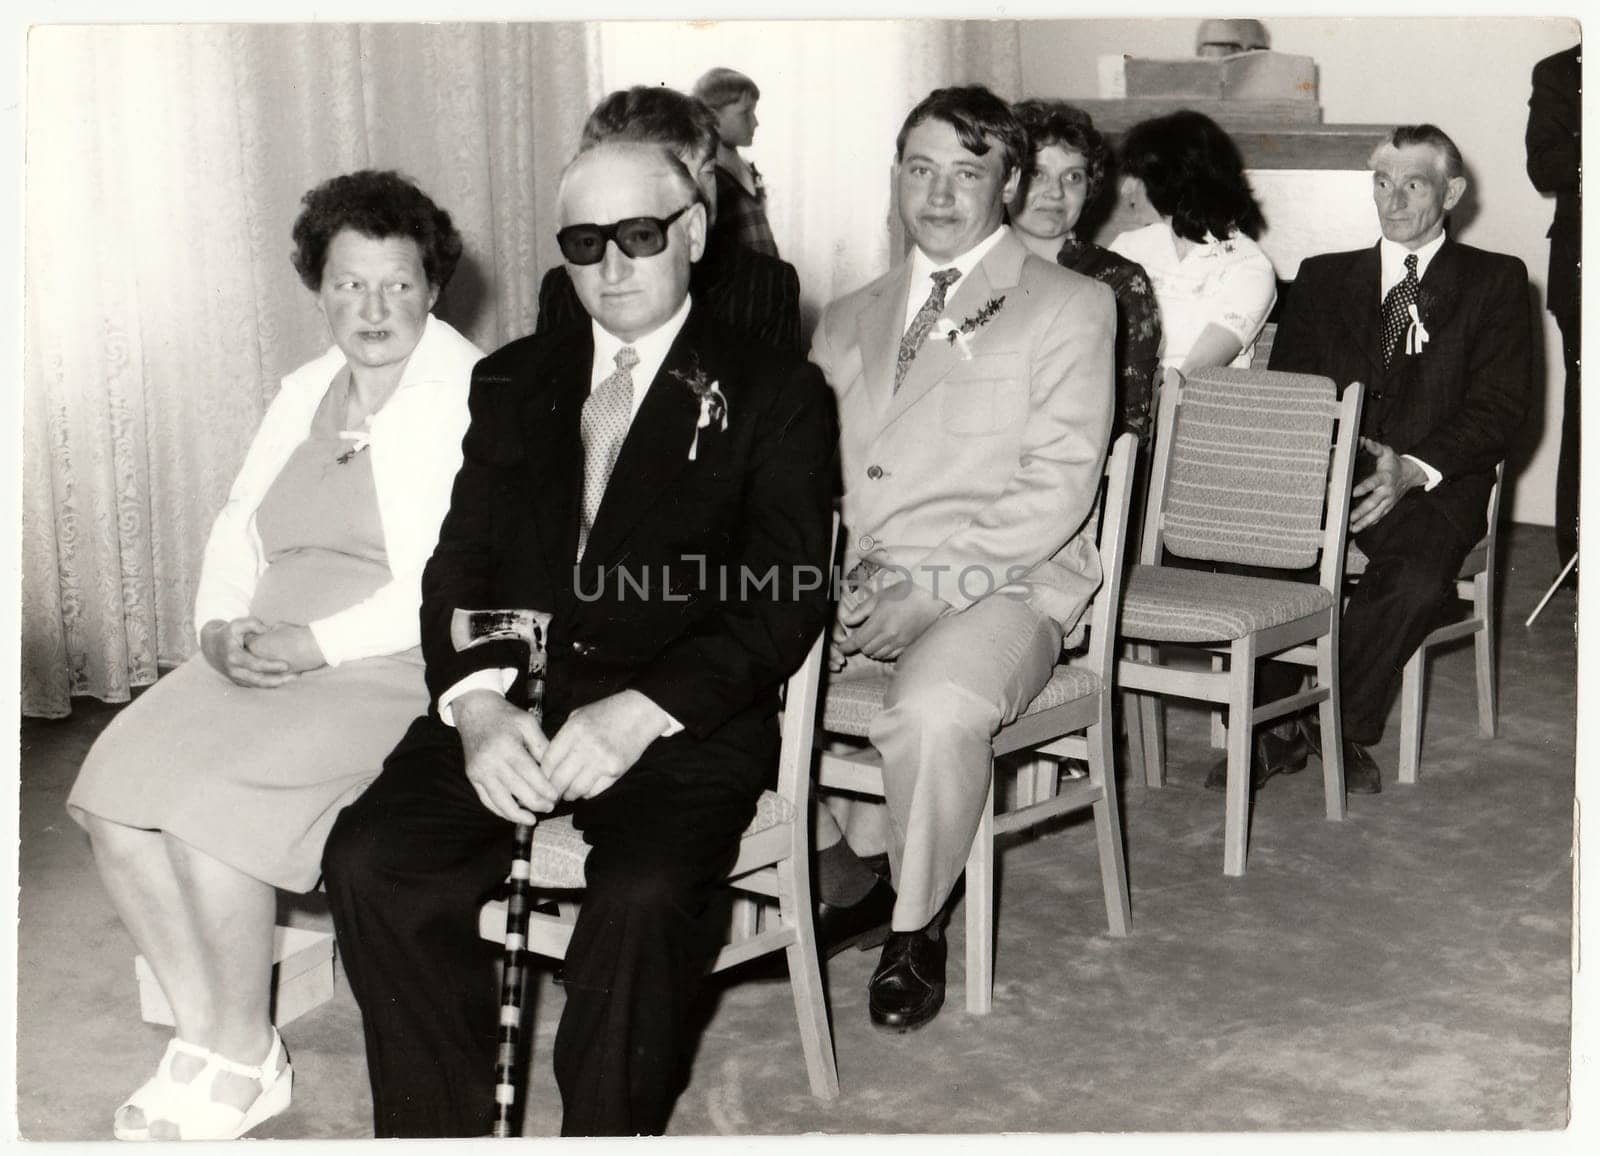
top-left (526, 789), bottom-right (795, 888)
top-left (821, 663), bottom-right (1100, 739)
top-left (1118, 564), bottom-right (1334, 643)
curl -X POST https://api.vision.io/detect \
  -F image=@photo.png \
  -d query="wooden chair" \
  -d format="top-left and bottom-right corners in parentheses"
top-left (1117, 367), bottom-right (1365, 876)
top-left (815, 433), bottom-right (1139, 1015)
top-left (477, 624), bottom-right (838, 1101)
top-left (1347, 462), bottom-right (1504, 783)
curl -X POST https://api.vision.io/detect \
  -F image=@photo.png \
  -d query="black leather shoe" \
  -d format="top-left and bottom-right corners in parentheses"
top-left (868, 929), bottom-right (946, 1032)
top-left (1203, 725), bottom-right (1311, 792)
top-left (1342, 740), bottom-right (1383, 794)
top-left (815, 876), bottom-right (896, 959)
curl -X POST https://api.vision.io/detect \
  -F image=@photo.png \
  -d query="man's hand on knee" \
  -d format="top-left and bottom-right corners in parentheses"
top-left (838, 580), bottom-right (950, 662)
top-left (1350, 438), bottom-right (1427, 534)
top-left (543, 690), bottom-right (672, 802)
top-left (453, 691), bottom-right (556, 824)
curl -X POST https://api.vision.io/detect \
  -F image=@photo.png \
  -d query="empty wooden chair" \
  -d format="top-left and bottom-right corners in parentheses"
top-left (1117, 367), bottom-right (1365, 876)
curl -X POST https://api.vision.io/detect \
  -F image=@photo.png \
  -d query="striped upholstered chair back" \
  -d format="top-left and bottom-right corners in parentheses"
top-left (1142, 367), bottom-right (1352, 581)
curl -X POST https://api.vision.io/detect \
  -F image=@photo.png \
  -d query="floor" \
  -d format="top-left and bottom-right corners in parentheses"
top-left (13, 523), bottom-right (1579, 1140)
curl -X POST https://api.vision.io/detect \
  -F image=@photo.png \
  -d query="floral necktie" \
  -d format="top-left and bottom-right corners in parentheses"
top-left (894, 268), bottom-right (961, 392)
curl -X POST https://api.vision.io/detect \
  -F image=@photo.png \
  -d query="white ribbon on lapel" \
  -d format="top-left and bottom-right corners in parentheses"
top-left (688, 383), bottom-right (729, 461)
top-left (1405, 303), bottom-right (1430, 356)
top-left (931, 319), bottom-right (973, 360)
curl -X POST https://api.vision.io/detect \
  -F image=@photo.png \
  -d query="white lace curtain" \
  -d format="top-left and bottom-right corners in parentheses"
top-left (20, 19), bottom-right (1021, 719)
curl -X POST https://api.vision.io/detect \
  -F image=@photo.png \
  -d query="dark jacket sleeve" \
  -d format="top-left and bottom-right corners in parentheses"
top-left (417, 353), bottom-right (532, 706)
top-left (627, 360), bottom-right (836, 737)
top-left (1408, 255), bottom-right (1533, 479)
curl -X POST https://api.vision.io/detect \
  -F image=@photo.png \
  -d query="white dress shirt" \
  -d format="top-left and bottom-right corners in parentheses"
top-left (902, 224), bottom-right (1010, 334)
top-left (437, 296), bottom-right (693, 731)
top-left (1379, 232), bottom-right (1449, 490)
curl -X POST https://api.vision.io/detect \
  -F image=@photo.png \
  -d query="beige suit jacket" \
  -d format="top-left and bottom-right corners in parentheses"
top-left (812, 228), bottom-right (1115, 631)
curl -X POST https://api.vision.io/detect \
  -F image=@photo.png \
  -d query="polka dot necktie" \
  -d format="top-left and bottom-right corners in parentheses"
top-left (1380, 253), bottom-right (1420, 367)
top-left (577, 345), bottom-right (638, 561)
top-left (894, 268), bottom-right (962, 393)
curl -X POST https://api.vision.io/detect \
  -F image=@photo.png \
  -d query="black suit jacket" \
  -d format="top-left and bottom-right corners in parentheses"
top-left (1269, 239), bottom-right (1531, 544)
top-left (1526, 44), bottom-right (1581, 319)
top-left (411, 305), bottom-right (835, 780)
top-left (535, 240), bottom-right (805, 355)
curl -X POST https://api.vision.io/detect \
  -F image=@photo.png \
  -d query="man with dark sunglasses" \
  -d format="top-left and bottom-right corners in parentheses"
top-left (324, 141), bottom-right (835, 1137)
top-left (534, 85), bottom-right (804, 353)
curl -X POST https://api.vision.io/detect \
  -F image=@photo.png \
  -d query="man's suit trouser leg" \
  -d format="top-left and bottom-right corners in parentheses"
top-left (1339, 495), bottom-right (1475, 746)
top-left (322, 724), bottom-right (513, 1138)
top-left (553, 750), bottom-right (763, 1135)
top-left (864, 596), bottom-right (1061, 932)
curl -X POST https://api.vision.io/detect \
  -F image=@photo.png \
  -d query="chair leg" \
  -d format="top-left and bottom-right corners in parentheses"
top-left (1131, 645), bottom-right (1166, 788)
top-left (963, 773), bottom-right (997, 1015)
top-left (1475, 576), bottom-right (1498, 738)
top-left (1088, 707), bottom-right (1130, 937)
top-left (1222, 638), bottom-right (1255, 877)
top-left (1027, 757), bottom-right (1058, 804)
top-left (1398, 644), bottom-right (1426, 785)
top-left (1317, 631), bottom-right (1347, 819)
top-left (777, 849), bottom-right (839, 1099)
top-left (730, 895), bottom-right (762, 940)
top-left (1122, 689), bottom-right (1147, 784)
top-left (1209, 655), bottom-right (1227, 749)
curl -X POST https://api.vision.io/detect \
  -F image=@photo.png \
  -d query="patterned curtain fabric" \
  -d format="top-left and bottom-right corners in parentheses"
top-left (21, 19), bottom-right (1019, 719)
top-left (21, 23), bottom-right (599, 717)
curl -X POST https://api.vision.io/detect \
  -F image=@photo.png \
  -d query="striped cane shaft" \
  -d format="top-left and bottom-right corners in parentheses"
top-left (492, 818), bottom-right (536, 1137)
top-left (491, 684), bottom-right (543, 1137)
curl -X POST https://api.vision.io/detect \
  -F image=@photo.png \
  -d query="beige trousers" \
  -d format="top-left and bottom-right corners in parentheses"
top-left (831, 594), bottom-right (1061, 931)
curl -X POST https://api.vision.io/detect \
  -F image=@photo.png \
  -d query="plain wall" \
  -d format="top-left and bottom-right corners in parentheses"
top-left (1019, 17), bottom-right (1581, 528)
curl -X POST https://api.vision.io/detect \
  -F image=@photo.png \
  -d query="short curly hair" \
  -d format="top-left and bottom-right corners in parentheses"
top-left (1012, 98), bottom-right (1109, 204)
top-left (1119, 111), bottom-right (1265, 243)
top-left (290, 170), bottom-right (463, 293)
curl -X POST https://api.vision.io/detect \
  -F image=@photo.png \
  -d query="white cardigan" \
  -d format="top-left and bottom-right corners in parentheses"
top-left (192, 314), bottom-right (485, 666)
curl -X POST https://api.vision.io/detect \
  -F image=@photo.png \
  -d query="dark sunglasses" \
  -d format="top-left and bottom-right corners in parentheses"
top-left (556, 205), bottom-right (694, 266)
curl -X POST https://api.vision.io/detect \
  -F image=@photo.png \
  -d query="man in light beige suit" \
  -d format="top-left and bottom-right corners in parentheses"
top-left (812, 86), bottom-right (1114, 1031)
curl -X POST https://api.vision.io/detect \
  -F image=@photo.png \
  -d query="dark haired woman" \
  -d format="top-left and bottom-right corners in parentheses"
top-left (1010, 98), bottom-right (1161, 447)
top-left (67, 170), bottom-right (483, 1140)
top-left (1109, 110), bottom-right (1277, 373)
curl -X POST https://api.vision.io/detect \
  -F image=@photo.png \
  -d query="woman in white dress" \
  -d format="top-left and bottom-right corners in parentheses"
top-left (67, 170), bottom-right (484, 1140)
top-left (1109, 110), bottom-right (1278, 375)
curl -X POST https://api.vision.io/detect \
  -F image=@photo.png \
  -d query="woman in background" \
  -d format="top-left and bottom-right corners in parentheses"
top-left (1109, 110), bottom-right (1277, 374)
top-left (1010, 98), bottom-right (1161, 448)
top-left (694, 66), bottom-right (779, 257)
top-left (67, 170), bottom-right (483, 1141)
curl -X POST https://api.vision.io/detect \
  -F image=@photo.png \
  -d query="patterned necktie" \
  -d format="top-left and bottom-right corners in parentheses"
top-left (894, 268), bottom-right (961, 392)
top-left (577, 345), bottom-right (638, 560)
top-left (1380, 253), bottom-right (1420, 367)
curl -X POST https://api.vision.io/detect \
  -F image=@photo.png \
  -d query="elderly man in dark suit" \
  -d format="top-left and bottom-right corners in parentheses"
top-left (534, 85), bottom-right (804, 354)
top-left (321, 140), bottom-right (835, 1137)
top-left (1258, 123), bottom-right (1532, 793)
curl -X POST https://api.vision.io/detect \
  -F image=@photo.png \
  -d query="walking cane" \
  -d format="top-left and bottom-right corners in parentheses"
top-left (450, 607), bottom-right (552, 1138)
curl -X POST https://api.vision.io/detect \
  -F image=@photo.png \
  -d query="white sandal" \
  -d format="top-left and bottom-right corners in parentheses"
top-left (113, 1036), bottom-right (209, 1141)
top-left (147, 1029), bottom-right (293, 1141)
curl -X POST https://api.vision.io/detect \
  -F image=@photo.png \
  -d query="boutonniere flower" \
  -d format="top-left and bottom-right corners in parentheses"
top-left (1405, 303), bottom-right (1431, 356)
top-left (335, 420), bottom-right (373, 465)
top-left (670, 361), bottom-right (730, 461)
top-left (935, 295), bottom-right (1007, 359)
